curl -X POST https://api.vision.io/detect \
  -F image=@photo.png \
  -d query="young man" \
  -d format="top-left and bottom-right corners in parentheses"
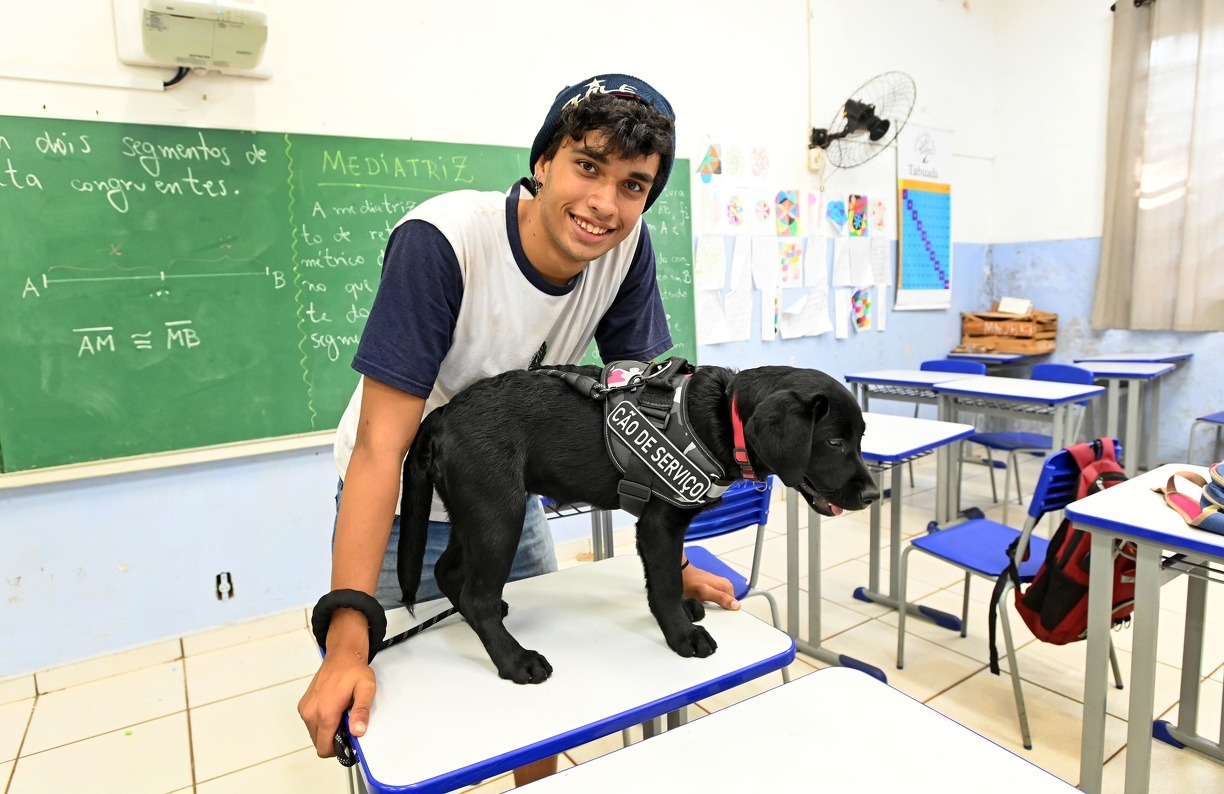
top-left (298, 74), bottom-right (738, 784)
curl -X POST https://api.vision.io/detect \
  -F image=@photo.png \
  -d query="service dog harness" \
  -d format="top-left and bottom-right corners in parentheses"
top-left (547, 357), bottom-right (735, 516)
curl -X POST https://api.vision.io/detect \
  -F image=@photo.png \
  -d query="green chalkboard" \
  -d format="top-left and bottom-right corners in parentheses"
top-left (0, 115), bottom-right (694, 472)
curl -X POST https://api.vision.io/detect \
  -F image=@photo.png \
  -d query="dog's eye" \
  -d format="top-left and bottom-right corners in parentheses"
top-left (828, 439), bottom-right (845, 449)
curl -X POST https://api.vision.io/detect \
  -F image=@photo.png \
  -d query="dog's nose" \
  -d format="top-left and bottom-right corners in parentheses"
top-left (860, 481), bottom-right (881, 505)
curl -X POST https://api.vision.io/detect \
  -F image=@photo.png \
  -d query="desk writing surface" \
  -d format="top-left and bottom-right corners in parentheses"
top-left (862, 412), bottom-right (974, 463)
top-left (843, 369), bottom-right (970, 387)
top-left (1073, 353), bottom-right (1192, 364)
top-left (1072, 362), bottom-right (1175, 379)
top-left (356, 555), bottom-right (794, 793)
top-left (0, 115), bottom-right (695, 472)
top-left (1066, 464), bottom-right (1219, 557)
top-left (934, 375), bottom-right (1104, 404)
top-left (523, 667), bottom-right (1076, 792)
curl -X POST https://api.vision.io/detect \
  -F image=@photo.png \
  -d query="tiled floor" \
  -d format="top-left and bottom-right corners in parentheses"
top-left (3, 456), bottom-right (1223, 792)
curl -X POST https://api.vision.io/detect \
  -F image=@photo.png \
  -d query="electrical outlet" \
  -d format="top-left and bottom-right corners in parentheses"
top-left (215, 571), bottom-right (235, 601)
top-left (807, 147), bottom-right (826, 173)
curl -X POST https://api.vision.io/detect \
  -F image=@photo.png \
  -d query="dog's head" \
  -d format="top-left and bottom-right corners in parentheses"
top-left (738, 368), bottom-right (879, 516)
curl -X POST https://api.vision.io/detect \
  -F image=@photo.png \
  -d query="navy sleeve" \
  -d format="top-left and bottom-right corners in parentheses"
top-left (351, 220), bottom-right (463, 397)
top-left (594, 225), bottom-right (674, 362)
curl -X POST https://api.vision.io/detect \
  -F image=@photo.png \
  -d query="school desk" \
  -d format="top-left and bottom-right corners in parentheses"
top-left (520, 666), bottom-right (1077, 792)
top-left (1067, 361), bottom-right (1176, 477)
top-left (934, 375), bottom-right (1105, 521)
top-left (349, 555), bottom-right (795, 794)
top-left (785, 412), bottom-right (975, 680)
top-left (1066, 464), bottom-right (1223, 794)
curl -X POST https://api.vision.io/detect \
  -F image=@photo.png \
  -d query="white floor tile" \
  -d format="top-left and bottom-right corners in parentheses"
top-left (190, 677), bottom-right (314, 783)
top-left (34, 639), bottom-right (181, 694)
top-left (186, 629), bottom-right (321, 707)
top-left (0, 760), bottom-right (12, 791)
top-left (0, 675), bottom-right (35, 707)
top-left (22, 661), bottom-right (186, 755)
top-left (0, 698), bottom-right (33, 763)
top-left (195, 747), bottom-right (350, 794)
top-left (8, 712), bottom-right (192, 794)
top-left (183, 610), bottom-right (308, 657)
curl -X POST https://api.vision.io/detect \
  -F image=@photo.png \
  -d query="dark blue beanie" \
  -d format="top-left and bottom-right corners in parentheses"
top-left (528, 74), bottom-right (676, 212)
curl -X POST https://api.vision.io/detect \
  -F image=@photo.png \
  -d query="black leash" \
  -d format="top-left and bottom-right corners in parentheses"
top-left (332, 606), bottom-right (460, 766)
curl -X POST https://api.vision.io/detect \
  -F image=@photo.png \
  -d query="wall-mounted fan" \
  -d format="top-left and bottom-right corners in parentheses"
top-left (809, 72), bottom-right (916, 169)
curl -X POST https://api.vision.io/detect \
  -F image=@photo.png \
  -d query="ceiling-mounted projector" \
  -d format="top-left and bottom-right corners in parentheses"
top-left (140, 0), bottom-right (267, 71)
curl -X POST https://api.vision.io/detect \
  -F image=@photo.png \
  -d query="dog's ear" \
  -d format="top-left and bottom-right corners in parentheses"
top-left (744, 390), bottom-right (829, 487)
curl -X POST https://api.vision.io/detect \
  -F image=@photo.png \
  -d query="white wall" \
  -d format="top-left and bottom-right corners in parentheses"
top-left (1, 0), bottom-right (1154, 675)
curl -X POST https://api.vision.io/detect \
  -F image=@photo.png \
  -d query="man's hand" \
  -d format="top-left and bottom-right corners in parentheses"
top-left (682, 560), bottom-right (740, 610)
top-left (297, 649), bottom-right (377, 757)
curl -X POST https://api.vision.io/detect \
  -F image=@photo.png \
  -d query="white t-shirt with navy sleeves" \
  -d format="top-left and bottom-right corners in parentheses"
top-left (334, 179), bottom-right (672, 519)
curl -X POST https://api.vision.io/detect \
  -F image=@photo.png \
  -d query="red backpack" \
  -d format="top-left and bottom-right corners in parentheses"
top-left (988, 438), bottom-right (1133, 674)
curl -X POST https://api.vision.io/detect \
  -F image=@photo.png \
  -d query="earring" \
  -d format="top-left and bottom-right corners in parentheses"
top-left (531, 175), bottom-right (543, 193)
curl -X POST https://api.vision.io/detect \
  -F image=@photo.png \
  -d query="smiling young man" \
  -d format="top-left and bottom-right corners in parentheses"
top-left (299, 74), bottom-right (739, 786)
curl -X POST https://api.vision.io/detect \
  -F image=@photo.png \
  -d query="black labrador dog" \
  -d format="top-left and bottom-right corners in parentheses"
top-left (398, 364), bottom-right (879, 684)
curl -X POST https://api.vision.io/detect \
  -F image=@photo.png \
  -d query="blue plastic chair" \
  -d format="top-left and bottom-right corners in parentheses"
top-left (895, 441), bottom-right (1125, 749)
top-left (964, 363), bottom-right (1095, 524)
top-left (684, 476), bottom-right (789, 683)
top-left (1189, 410), bottom-right (1224, 463)
top-left (905, 360), bottom-right (988, 486)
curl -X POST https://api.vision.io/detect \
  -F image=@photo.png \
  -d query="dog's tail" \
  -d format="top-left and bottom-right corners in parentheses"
top-left (397, 410), bottom-right (440, 613)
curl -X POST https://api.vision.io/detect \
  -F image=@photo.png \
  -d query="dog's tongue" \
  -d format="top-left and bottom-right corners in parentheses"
top-left (830, 504), bottom-right (844, 516)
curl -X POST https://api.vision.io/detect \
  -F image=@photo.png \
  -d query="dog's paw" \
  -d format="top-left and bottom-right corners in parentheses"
top-left (668, 625), bottom-right (717, 659)
top-left (499, 650), bottom-right (553, 685)
top-left (682, 597), bottom-right (706, 622)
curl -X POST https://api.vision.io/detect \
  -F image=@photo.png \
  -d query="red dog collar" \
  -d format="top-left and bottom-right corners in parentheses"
top-left (731, 396), bottom-right (756, 481)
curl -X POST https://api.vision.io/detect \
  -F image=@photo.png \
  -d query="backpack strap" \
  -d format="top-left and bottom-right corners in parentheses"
top-left (1153, 470), bottom-right (1224, 535)
top-left (987, 536), bottom-right (1024, 675)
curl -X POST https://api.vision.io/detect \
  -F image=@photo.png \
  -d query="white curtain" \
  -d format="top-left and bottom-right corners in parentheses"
top-left (1092, 0), bottom-right (1224, 331)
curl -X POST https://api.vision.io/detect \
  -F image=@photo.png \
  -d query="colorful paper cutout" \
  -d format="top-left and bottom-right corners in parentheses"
top-left (870, 198), bottom-right (887, 233)
top-left (775, 190), bottom-right (799, 236)
top-left (697, 144), bottom-right (721, 184)
top-left (848, 194), bottom-right (868, 237)
top-left (826, 199), bottom-right (847, 231)
top-left (852, 287), bottom-right (873, 331)
top-left (778, 239), bottom-right (804, 288)
top-left (726, 194), bottom-right (745, 227)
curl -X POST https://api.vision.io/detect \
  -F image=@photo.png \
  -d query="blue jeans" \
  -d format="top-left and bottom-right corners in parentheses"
top-left (334, 480), bottom-right (558, 609)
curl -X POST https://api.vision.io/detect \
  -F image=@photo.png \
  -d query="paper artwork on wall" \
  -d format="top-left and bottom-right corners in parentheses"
top-left (833, 287), bottom-right (852, 339)
top-left (852, 287), bottom-right (873, 331)
top-left (751, 147), bottom-right (770, 179)
top-left (729, 236), bottom-right (753, 290)
top-left (847, 237), bottom-right (875, 285)
top-left (761, 285), bottom-right (780, 342)
top-left (804, 236), bottom-right (827, 287)
top-left (725, 193), bottom-right (746, 230)
top-left (750, 236), bottom-right (779, 290)
top-left (694, 288), bottom-right (752, 345)
top-left (848, 194), bottom-right (869, 237)
top-left (870, 197), bottom-right (887, 234)
top-left (778, 238), bottom-right (804, 288)
top-left (693, 235), bottom-right (728, 290)
top-left (697, 144), bottom-right (721, 184)
top-left (723, 145), bottom-right (745, 179)
top-left (779, 287), bottom-right (833, 339)
top-left (774, 190), bottom-right (799, 236)
top-left (869, 237), bottom-right (893, 286)
top-left (825, 199), bottom-right (847, 234)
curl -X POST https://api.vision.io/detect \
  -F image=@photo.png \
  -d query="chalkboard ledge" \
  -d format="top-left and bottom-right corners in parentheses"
top-left (0, 430), bottom-right (336, 489)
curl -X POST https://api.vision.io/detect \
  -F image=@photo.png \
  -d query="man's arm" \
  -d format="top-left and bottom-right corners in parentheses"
top-left (298, 377), bottom-right (425, 756)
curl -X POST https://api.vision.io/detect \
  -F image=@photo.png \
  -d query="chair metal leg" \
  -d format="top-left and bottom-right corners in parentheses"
top-left (1109, 639), bottom-right (1124, 689)
top-left (960, 572), bottom-right (971, 638)
top-left (896, 545), bottom-right (914, 669)
top-left (751, 588), bottom-right (791, 683)
top-left (997, 582), bottom-right (1033, 750)
top-left (984, 449), bottom-right (999, 503)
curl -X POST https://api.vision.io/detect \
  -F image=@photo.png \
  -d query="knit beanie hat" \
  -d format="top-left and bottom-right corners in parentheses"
top-left (528, 74), bottom-right (676, 211)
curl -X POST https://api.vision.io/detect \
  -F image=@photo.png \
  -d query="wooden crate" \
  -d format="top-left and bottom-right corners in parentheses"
top-left (960, 303), bottom-right (1057, 354)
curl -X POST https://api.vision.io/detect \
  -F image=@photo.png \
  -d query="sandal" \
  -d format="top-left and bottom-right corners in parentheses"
top-left (1153, 462), bottom-right (1224, 535)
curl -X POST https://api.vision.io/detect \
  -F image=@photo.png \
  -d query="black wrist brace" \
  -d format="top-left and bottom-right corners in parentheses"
top-left (311, 589), bottom-right (388, 664)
